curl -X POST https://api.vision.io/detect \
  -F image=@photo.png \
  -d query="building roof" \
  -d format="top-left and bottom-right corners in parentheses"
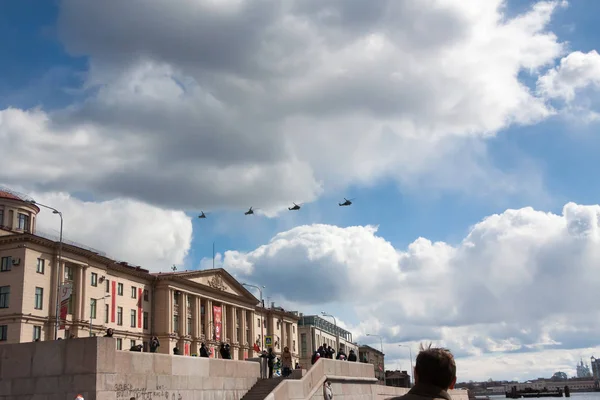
top-left (0, 187), bottom-right (40, 212)
top-left (0, 190), bottom-right (23, 201)
top-left (359, 344), bottom-right (385, 356)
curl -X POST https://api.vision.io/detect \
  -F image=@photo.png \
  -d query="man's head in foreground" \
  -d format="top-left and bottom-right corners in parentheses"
top-left (414, 344), bottom-right (456, 390)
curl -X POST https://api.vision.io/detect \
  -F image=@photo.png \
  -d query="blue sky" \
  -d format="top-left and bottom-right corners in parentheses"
top-left (3, 0), bottom-right (599, 264)
top-left (4, 0), bottom-right (600, 380)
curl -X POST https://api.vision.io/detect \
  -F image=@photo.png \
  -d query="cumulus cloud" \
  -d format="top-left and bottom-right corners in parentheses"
top-left (0, 0), bottom-right (571, 212)
top-left (216, 202), bottom-right (600, 379)
top-left (30, 191), bottom-right (192, 272)
top-left (538, 50), bottom-right (600, 101)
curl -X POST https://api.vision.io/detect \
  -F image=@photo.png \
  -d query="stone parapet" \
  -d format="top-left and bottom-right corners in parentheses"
top-left (0, 337), bottom-right (260, 400)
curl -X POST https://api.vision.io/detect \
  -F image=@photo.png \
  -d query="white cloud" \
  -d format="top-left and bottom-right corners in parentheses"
top-left (0, 1), bottom-right (571, 212)
top-left (215, 202), bottom-right (600, 380)
top-left (538, 50), bottom-right (600, 101)
top-left (31, 191), bottom-right (192, 272)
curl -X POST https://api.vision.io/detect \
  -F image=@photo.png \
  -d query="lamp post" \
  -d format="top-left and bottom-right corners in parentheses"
top-left (242, 283), bottom-right (265, 352)
top-left (399, 344), bottom-right (414, 387)
top-left (30, 200), bottom-right (63, 340)
top-left (321, 311), bottom-right (338, 353)
top-left (366, 333), bottom-right (386, 386)
top-left (89, 295), bottom-right (110, 336)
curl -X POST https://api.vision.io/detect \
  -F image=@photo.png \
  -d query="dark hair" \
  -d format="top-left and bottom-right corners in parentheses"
top-left (414, 343), bottom-right (456, 389)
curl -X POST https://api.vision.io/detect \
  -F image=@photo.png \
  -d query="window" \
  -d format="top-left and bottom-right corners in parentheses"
top-left (65, 266), bottom-right (73, 281)
top-left (0, 325), bottom-right (6, 341)
top-left (0, 209), bottom-right (3, 226)
top-left (117, 307), bottom-right (123, 326)
top-left (143, 312), bottom-right (149, 330)
top-left (131, 286), bottom-right (137, 298)
top-left (143, 289), bottom-right (149, 301)
top-left (0, 286), bottom-right (9, 308)
top-left (90, 299), bottom-right (97, 319)
top-left (293, 326), bottom-right (295, 334)
top-left (293, 340), bottom-right (296, 352)
top-left (36, 258), bottom-right (45, 274)
top-left (1, 256), bottom-right (11, 272)
top-left (105, 304), bottom-right (109, 323)
top-left (174, 292), bottom-right (179, 305)
top-left (17, 213), bottom-right (30, 231)
top-left (257, 319), bottom-right (260, 328)
top-left (186, 295), bottom-right (191, 309)
top-left (33, 326), bottom-right (41, 341)
top-left (130, 339), bottom-right (136, 348)
top-left (34, 287), bottom-right (43, 310)
top-left (91, 273), bottom-right (98, 287)
top-left (117, 283), bottom-right (123, 296)
top-left (173, 315), bottom-right (179, 333)
top-left (187, 317), bottom-right (192, 335)
top-left (105, 279), bottom-right (110, 293)
top-left (116, 338), bottom-right (122, 350)
top-left (130, 310), bottom-right (136, 328)
top-left (277, 320), bottom-right (280, 330)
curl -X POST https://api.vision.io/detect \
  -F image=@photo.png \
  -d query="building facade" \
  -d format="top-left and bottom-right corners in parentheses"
top-left (297, 314), bottom-right (358, 368)
top-left (0, 189), bottom-right (299, 362)
top-left (386, 370), bottom-right (411, 388)
top-left (359, 344), bottom-right (385, 382)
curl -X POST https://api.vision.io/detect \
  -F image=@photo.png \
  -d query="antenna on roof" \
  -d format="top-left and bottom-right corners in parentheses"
top-left (171, 265), bottom-right (177, 272)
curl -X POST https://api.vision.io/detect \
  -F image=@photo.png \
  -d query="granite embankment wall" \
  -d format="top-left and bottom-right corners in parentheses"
top-left (0, 337), bottom-right (260, 400)
top-left (266, 358), bottom-right (470, 400)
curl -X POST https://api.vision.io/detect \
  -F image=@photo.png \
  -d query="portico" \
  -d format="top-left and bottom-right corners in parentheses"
top-left (152, 269), bottom-right (259, 359)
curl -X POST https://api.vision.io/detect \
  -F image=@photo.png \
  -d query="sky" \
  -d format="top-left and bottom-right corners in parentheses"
top-left (2, 0), bottom-right (600, 382)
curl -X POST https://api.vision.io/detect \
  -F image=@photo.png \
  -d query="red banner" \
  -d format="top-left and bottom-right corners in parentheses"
top-left (111, 281), bottom-right (116, 323)
top-left (137, 288), bottom-right (143, 328)
top-left (184, 343), bottom-right (190, 356)
top-left (58, 284), bottom-right (72, 330)
top-left (213, 305), bottom-right (222, 342)
top-left (59, 300), bottom-right (68, 329)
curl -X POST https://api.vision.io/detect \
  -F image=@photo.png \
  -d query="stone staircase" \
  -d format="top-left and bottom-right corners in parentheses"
top-left (241, 377), bottom-right (285, 400)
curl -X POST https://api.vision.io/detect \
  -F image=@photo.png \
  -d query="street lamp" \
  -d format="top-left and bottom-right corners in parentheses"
top-left (242, 283), bottom-right (265, 352)
top-left (399, 344), bottom-right (414, 387)
top-left (30, 200), bottom-right (63, 340)
top-left (321, 311), bottom-right (339, 353)
top-left (366, 333), bottom-right (386, 386)
top-left (90, 295), bottom-right (110, 336)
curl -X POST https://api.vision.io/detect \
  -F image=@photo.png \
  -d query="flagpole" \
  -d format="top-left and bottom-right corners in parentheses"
top-left (212, 242), bottom-right (215, 269)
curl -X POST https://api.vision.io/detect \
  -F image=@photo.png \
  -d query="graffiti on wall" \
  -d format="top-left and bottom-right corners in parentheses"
top-left (114, 383), bottom-right (183, 400)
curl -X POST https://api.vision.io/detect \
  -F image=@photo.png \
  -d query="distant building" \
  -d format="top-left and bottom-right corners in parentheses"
top-left (591, 357), bottom-right (600, 380)
top-left (296, 314), bottom-right (357, 368)
top-left (577, 359), bottom-right (592, 378)
top-left (386, 370), bottom-right (410, 388)
top-left (359, 344), bottom-right (385, 383)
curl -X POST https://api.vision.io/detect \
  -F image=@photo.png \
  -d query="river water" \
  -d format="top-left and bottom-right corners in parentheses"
top-left (490, 394), bottom-right (600, 400)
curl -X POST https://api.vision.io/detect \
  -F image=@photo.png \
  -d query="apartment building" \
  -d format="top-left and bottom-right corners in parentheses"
top-left (359, 344), bottom-right (386, 382)
top-left (0, 188), bottom-right (299, 361)
top-left (297, 314), bottom-right (358, 368)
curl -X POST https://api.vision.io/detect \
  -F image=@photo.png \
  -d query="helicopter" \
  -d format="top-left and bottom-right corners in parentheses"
top-left (198, 211), bottom-right (208, 219)
top-left (245, 207), bottom-right (256, 215)
top-left (288, 202), bottom-right (303, 211)
top-left (338, 198), bottom-right (355, 207)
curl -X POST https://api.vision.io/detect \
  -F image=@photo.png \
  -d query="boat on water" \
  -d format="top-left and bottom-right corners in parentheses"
top-left (505, 386), bottom-right (564, 398)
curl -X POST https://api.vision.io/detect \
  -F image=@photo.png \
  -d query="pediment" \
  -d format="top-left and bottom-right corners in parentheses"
top-left (175, 270), bottom-right (257, 303)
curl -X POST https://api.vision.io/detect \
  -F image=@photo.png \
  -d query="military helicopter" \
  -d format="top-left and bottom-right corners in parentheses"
top-left (288, 202), bottom-right (303, 211)
top-left (245, 207), bottom-right (256, 215)
top-left (198, 211), bottom-right (208, 219)
top-left (338, 198), bottom-right (355, 207)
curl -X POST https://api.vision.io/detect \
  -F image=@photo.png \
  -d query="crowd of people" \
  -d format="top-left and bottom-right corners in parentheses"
top-left (311, 343), bottom-right (358, 364)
